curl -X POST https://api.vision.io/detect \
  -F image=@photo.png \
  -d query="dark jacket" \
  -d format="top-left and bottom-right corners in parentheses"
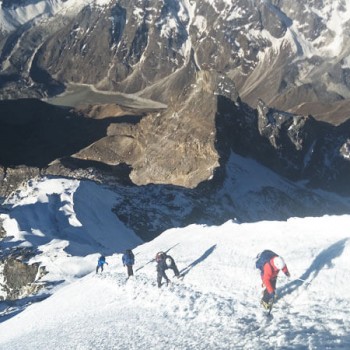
top-left (122, 250), bottom-right (135, 266)
top-left (157, 254), bottom-right (179, 276)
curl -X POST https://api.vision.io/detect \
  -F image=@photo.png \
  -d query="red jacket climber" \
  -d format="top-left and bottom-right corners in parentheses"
top-left (262, 256), bottom-right (290, 294)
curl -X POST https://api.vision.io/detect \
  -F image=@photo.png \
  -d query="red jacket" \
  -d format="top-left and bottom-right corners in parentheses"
top-left (262, 258), bottom-right (289, 293)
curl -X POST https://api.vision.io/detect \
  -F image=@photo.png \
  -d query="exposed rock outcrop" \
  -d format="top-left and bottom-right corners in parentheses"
top-left (0, 166), bottom-right (40, 198)
top-left (1, 70), bottom-right (349, 195)
top-left (0, 247), bottom-right (47, 301)
top-left (72, 70), bottom-right (223, 188)
top-left (0, 217), bottom-right (6, 239)
top-left (220, 98), bottom-right (350, 195)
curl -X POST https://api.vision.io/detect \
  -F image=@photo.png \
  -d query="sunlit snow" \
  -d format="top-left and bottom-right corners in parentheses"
top-left (0, 177), bottom-right (349, 349)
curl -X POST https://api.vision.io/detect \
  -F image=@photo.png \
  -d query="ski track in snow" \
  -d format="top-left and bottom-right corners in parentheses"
top-left (0, 179), bottom-right (350, 349)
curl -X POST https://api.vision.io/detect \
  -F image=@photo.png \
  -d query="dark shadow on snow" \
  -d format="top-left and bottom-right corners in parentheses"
top-left (4, 179), bottom-right (143, 257)
top-left (0, 293), bottom-right (50, 323)
top-left (279, 238), bottom-right (349, 298)
top-left (0, 279), bottom-right (65, 323)
top-left (5, 194), bottom-right (110, 257)
top-left (0, 98), bottom-right (145, 168)
top-left (180, 244), bottom-right (217, 277)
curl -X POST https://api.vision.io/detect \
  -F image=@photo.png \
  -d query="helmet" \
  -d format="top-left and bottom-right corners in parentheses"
top-left (273, 256), bottom-right (285, 270)
top-left (165, 257), bottom-right (172, 267)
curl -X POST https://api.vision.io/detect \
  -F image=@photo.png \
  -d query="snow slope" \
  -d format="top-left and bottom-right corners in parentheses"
top-left (1, 176), bottom-right (350, 349)
top-left (0, 177), bottom-right (142, 299)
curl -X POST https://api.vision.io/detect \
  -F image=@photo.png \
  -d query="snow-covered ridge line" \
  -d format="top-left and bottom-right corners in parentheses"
top-left (0, 0), bottom-right (113, 32)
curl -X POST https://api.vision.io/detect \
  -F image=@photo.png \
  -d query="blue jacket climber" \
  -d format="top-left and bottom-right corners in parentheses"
top-left (96, 255), bottom-right (108, 274)
top-left (122, 249), bottom-right (135, 277)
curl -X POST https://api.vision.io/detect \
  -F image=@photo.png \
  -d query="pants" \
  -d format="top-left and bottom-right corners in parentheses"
top-left (96, 265), bottom-right (104, 273)
top-left (126, 265), bottom-right (134, 277)
top-left (262, 277), bottom-right (277, 303)
top-left (157, 268), bottom-right (169, 288)
top-left (157, 266), bottom-right (180, 287)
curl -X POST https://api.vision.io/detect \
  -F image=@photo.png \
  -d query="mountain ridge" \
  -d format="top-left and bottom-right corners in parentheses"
top-left (1, 0), bottom-right (350, 123)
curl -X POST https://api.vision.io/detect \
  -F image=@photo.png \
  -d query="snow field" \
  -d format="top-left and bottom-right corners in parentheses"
top-left (0, 178), bottom-right (349, 349)
top-left (1, 216), bottom-right (348, 349)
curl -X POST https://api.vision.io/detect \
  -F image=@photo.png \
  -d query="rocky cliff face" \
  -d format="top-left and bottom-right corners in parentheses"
top-left (0, 0), bottom-right (349, 225)
top-left (0, 69), bottom-right (349, 199)
top-left (225, 98), bottom-right (350, 195)
top-left (0, 258), bottom-right (44, 301)
top-left (0, 205), bottom-right (46, 301)
top-left (0, 241), bottom-right (47, 301)
top-left (0, 217), bottom-right (6, 238)
top-left (72, 70), bottom-right (229, 188)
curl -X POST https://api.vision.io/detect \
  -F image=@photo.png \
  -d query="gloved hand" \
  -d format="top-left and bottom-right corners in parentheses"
top-left (286, 271), bottom-right (291, 278)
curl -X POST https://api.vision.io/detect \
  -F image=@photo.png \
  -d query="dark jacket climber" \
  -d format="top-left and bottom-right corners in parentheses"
top-left (122, 249), bottom-right (135, 277)
top-left (155, 252), bottom-right (180, 288)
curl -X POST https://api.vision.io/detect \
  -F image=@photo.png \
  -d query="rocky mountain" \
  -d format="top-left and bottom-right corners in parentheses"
top-left (0, 0), bottom-right (349, 226)
top-left (1, 70), bottom-right (349, 208)
top-left (0, 0), bottom-right (350, 123)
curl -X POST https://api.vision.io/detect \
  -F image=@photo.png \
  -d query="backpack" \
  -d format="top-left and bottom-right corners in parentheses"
top-left (126, 250), bottom-right (135, 264)
top-left (165, 257), bottom-right (173, 267)
top-left (255, 250), bottom-right (277, 272)
top-left (126, 249), bottom-right (134, 257)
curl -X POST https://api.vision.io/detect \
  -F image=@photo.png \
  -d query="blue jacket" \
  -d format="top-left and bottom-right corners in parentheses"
top-left (97, 256), bottom-right (107, 266)
top-left (122, 251), bottom-right (135, 266)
